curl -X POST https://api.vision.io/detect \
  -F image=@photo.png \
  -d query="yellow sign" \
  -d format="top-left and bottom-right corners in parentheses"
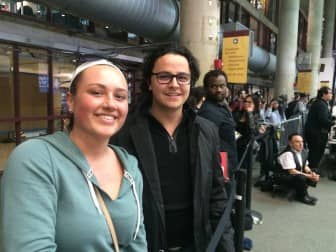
top-left (320, 81), bottom-right (330, 88)
top-left (297, 71), bottom-right (311, 93)
top-left (222, 32), bottom-right (249, 84)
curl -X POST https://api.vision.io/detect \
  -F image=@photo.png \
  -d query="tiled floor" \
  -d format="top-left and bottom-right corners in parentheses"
top-left (247, 166), bottom-right (336, 252)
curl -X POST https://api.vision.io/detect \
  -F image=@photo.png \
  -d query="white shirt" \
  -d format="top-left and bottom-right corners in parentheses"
top-left (278, 150), bottom-right (308, 172)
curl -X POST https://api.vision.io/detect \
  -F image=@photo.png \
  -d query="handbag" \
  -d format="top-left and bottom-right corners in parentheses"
top-left (94, 187), bottom-right (120, 252)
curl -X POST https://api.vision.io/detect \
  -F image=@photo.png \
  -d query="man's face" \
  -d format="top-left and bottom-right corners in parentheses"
top-left (206, 75), bottom-right (227, 103)
top-left (289, 135), bottom-right (304, 152)
top-left (149, 53), bottom-right (191, 112)
top-left (322, 89), bottom-right (333, 102)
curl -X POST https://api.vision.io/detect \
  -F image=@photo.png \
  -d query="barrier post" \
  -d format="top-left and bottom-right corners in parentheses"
top-left (245, 144), bottom-right (253, 210)
top-left (234, 169), bottom-right (246, 252)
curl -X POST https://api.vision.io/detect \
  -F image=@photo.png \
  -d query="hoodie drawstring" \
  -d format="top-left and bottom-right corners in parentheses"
top-left (84, 170), bottom-right (141, 240)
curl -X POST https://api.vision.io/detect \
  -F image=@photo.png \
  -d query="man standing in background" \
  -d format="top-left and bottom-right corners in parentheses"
top-left (305, 87), bottom-right (334, 174)
top-left (198, 69), bottom-right (237, 179)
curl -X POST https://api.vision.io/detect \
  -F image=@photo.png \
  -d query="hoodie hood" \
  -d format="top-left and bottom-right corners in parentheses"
top-left (40, 131), bottom-right (133, 178)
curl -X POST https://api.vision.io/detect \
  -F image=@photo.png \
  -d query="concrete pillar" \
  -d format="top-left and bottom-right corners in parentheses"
top-left (322, 0), bottom-right (336, 58)
top-left (180, 0), bottom-right (220, 86)
top-left (273, 0), bottom-right (300, 99)
top-left (307, 0), bottom-right (325, 97)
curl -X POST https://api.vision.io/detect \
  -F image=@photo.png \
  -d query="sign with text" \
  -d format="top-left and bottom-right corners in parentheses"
top-left (297, 71), bottom-right (312, 93)
top-left (38, 75), bottom-right (59, 93)
top-left (222, 30), bottom-right (249, 84)
top-left (320, 81), bottom-right (330, 88)
top-left (319, 57), bottom-right (334, 88)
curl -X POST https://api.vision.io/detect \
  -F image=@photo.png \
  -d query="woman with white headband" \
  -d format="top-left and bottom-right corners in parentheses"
top-left (0, 59), bottom-right (147, 252)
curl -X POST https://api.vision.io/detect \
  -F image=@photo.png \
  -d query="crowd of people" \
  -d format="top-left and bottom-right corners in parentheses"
top-left (189, 72), bottom-right (334, 207)
top-left (0, 44), bottom-right (334, 251)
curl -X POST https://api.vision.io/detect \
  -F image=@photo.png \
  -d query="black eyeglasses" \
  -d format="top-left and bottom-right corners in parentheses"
top-left (152, 72), bottom-right (191, 85)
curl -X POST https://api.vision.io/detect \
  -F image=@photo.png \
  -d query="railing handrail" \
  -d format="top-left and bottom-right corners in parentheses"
top-left (207, 139), bottom-right (254, 252)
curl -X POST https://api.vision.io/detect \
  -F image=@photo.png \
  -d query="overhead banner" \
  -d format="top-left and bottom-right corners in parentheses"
top-left (222, 30), bottom-right (250, 84)
top-left (297, 71), bottom-right (312, 93)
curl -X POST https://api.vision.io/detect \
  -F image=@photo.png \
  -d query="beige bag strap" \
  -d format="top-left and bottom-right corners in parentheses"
top-left (94, 187), bottom-right (120, 252)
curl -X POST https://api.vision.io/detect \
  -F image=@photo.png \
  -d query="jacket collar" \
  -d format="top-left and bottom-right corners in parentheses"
top-left (129, 115), bottom-right (166, 229)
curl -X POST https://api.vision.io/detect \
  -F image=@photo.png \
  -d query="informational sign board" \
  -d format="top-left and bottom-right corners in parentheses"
top-left (320, 81), bottom-right (330, 88)
top-left (38, 75), bottom-right (59, 93)
top-left (297, 71), bottom-right (312, 93)
top-left (222, 30), bottom-right (249, 84)
top-left (319, 57), bottom-right (334, 89)
top-left (38, 75), bottom-right (49, 93)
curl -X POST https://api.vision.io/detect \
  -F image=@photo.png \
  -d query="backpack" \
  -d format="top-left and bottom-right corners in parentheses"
top-left (285, 100), bottom-right (298, 118)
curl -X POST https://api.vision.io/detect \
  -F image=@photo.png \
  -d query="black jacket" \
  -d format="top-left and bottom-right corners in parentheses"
top-left (305, 98), bottom-right (333, 134)
top-left (198, 100), bottom-right (238, 178)
top-left (111, 100), bottom-right (234, 252)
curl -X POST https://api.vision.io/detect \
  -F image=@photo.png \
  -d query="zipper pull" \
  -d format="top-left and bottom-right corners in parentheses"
top-left (168, 136), bottom-right (177, 153)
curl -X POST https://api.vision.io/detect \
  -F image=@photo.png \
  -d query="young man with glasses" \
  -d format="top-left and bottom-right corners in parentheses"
top-left (111, 45), bottom-right (234, 252)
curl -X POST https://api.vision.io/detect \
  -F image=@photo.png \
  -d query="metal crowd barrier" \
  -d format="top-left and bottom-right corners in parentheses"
top-left (278, 115), bottom-right (304, 151)
top-left (207, 117), bottom-right (306, 251)
top-left (207, 140), bottom-right (254, 252)
top-left (208, 123), bottom-right (295, 252)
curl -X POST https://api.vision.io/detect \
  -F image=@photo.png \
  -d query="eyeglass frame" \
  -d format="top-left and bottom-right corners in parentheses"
top-left (151, 72), bottom-right (191, 85)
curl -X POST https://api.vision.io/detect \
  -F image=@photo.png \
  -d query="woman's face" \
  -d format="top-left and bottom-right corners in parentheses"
top-left (243, 97), bottom-right (255, 112)
top-left (67, 65), bottom-right (128, 140)
top-left (149, 53), bottom-right (191, 112)
top-left (271, 100), bottom-right (279, 109)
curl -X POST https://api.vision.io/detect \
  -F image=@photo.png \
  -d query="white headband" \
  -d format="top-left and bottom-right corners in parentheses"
top-left (69, 59), bottom-right (124, 89)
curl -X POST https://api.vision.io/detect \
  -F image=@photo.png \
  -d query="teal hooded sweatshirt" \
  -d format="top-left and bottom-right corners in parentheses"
top-left (0, 131), bottom-right (147, 251)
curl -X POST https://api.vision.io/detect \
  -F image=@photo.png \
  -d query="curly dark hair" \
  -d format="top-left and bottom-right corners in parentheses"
top-left (141, 44), bottom-right (200, 93)
top-left (203, 69), bottom-right (228, 89)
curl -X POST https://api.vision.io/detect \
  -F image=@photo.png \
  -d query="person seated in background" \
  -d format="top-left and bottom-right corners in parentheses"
top-left (277, 133), bottom-right (320, 206)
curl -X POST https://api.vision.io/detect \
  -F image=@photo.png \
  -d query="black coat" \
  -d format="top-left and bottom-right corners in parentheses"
top-left (111, 103), bottom-right (234, 252)
top-left (305, 98), bottom-right (334, 168)
top-left (198, 100), bottom-right (238, 177)
top-left (305, 98), bottom-right (333, 134)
